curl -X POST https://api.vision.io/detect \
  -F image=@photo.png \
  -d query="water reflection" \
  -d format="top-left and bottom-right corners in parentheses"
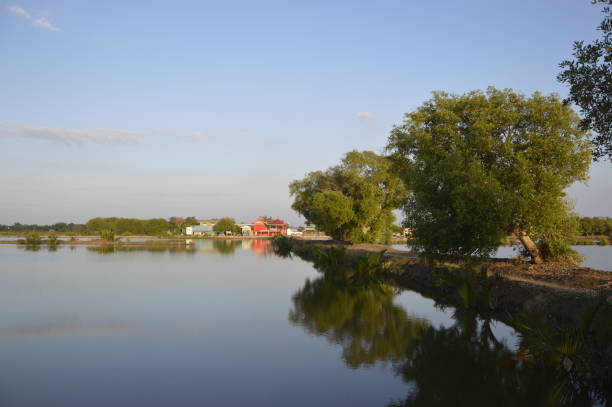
top-left (14, 238), bottom-right (279, 257)
top-left (80, 239), bottom-right (274, 256)
top-left (289, 271), bottom-right (605, 406)
top-left (290, 275), bottom-right (428, 368)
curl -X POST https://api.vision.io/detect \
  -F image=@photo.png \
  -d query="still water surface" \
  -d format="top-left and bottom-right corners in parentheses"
top-left (390, 244), bottom-right (612, 271)
top-left (0, 240), bottom-right (602, 406)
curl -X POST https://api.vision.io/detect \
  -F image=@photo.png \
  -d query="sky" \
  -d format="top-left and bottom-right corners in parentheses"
top-left (0, 0), bottom-right (610, 225)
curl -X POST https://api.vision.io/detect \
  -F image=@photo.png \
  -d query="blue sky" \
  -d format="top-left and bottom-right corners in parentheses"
top-left (0, 0), bottom-right (609, 225)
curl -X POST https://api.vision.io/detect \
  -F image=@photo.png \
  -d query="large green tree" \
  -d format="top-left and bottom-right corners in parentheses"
top-left (387, 88), bottom-right (592, 263)
top-left (558, 0), bottom-right (611, 160)
top-left (289, 151), bottom-right (408, 243)
top-left (212, 217), bottom-right (240, 234)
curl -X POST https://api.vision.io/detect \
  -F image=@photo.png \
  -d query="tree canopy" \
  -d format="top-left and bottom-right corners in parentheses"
top-left (85, 217), bottom-right (172, 236)
top-left (212, 217), bottom-right (240, 234)
top-left (578, 216), bottom-right (612, 236)
top-left (386, 87), bottom-right (592, 263)
top-left (289, 150), bottom-right (408, 243)
top-left (558, 0), bottom-right (611, 160)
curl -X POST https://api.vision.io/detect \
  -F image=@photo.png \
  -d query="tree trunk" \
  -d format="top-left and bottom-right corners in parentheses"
top-left (517, 233), bottom-right (543, 264)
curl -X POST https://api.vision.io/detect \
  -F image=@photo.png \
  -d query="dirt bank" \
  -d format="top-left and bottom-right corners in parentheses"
top-left (288, 238), bottom-right (612, 328)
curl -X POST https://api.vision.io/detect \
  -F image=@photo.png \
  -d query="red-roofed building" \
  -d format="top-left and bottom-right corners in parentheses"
top-left (252, 217), bottom-right (288, 236)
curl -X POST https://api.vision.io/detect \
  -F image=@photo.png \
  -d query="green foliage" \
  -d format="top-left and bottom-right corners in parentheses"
top-left (389, 224), bottom-right (404, 235)
top-left (578, 216), bottom-right (612, 236)
top-left (86, 217), bottom-right (172, 236)
top-left (289, 273), bottom-right (428, 368)
top-left (183, 216), bottom-right (199, 227)
top-left (387, 87), bottom-right (592, 262)
top-left (24, 232), bottom-right (41, 245)
top-left (290, 150), bottom-right (408, 243)
top-left (513, 295), bottom-right (612, 405)
top-left (438, 266), bottom-right (500, 310)
top-left (533, 208), bottom-right (585, 263)
top-left (271, 235), bottom-right (293, 258)
top-left (47, 233), bottom-right (58, 246)
top-left (212, 217), bottom-right (240, 234)
top-left (2, 222), bottom-right (85, 233)
top-left (99, 230), bottom-right (116, 242)
top-left (558, 0), bottom-right (611, 160)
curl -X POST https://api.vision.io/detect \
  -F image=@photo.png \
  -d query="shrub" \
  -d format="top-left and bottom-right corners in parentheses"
top-left (100, 230), bottom-right (116, 242)
top-left (24, 233), bottom-right (41, 245)
top-left (47, 233), bottom-right (58, 245)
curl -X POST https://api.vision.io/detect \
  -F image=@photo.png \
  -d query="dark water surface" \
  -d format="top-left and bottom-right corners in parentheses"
top-left (0, 241), bottom-right (602, 406)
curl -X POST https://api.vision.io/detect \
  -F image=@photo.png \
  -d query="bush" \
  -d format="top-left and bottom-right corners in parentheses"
top-left (100, 230), bottom-right (116, 242)
top-left (47, 233), bottom-right (58, 245)
top-left (536, 237), bottom-right (584, 264)
top-left (24, 233), bottom-right (41, 245)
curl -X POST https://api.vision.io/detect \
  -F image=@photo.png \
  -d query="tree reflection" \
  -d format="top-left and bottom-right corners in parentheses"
top-left (390, 309), bottom-right (560, 406)
top-left (211, 240), bottom-right (239, 255)
top-left (86, 245), bottom-right (196, 255)
top-left (289, 272), bottom-right (580, 406)
top-left (290, 275), bottom-right (428, 368)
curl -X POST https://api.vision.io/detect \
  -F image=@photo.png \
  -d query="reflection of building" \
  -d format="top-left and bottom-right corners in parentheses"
top-left (252, 218), bottom-right (288, 236)
top-left (251, 239), bottom-right (273, 256)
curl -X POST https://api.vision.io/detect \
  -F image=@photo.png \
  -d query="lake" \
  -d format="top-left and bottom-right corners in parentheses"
top-left (390, 244), bottom-right (612, 271)
top-left (0, 241), bottom-right (606, 406)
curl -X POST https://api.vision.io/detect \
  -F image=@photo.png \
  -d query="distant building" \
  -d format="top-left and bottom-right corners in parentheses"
top-left (302, 226), bottom-right (318, 235)
top-left (187, 224), bottom-right (215, 236)
top-left (239, 224), bottom-right (253, 236)
top-left (252, 217), bottom-right (288, 236)
top-left (287, 228), bottom-right (302, 236)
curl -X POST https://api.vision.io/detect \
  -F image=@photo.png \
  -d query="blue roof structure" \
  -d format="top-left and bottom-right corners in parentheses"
top-left (192, 225), bottom-right (213, 232)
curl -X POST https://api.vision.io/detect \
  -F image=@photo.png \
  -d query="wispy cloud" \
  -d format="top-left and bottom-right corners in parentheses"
top-left (0, 125), bottom-right (154, 144)
top-left (8, 5), bottom-right (30, 19)
top-left (7, 5), bottom-right (61, 31)
top-left (355, 111), bottom-right (374, 120)
top-left (187, 131), bottom-right (204, 139)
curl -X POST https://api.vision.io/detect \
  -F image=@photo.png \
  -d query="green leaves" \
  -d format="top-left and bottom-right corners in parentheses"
top-left (387, 87), bottom-right (592, 262)
top-left (558, 0), bottom-right (611, 160)
top-left (212, 217), bottom-right (240, 234)
top-left (290, 151), bottom-right (408, 243)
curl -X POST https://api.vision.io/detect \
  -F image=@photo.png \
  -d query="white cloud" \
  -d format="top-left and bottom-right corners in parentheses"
top-left (8, 5), bottom-right (30, 19)
top-left (32, 16), bottom-right (61, 32)
top-left (355, 112), bottom-right (374, 120)
top-left (0, 125), bottom-right (153, 144)
top-left (7, 5), bottom-right (61, 31)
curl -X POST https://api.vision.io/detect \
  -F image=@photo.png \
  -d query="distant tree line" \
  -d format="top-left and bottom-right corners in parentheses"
top-left (85, 217), bottom-right (175, 235)
top-left (0, 216), bottom-right (202, 235)
top-left (578, 217), bottom-right (612, 236)
top-left (0, 222), bottom-right (86, 233)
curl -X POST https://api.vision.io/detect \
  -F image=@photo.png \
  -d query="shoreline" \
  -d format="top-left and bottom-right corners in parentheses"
top-left (282, 238), bottom-right (612, 328)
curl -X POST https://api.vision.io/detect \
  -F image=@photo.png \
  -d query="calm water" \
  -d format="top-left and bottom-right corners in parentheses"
top-left (0, 241), bottom-right (604, 406)
top-left (390, 244), bottom-right (612, 271)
